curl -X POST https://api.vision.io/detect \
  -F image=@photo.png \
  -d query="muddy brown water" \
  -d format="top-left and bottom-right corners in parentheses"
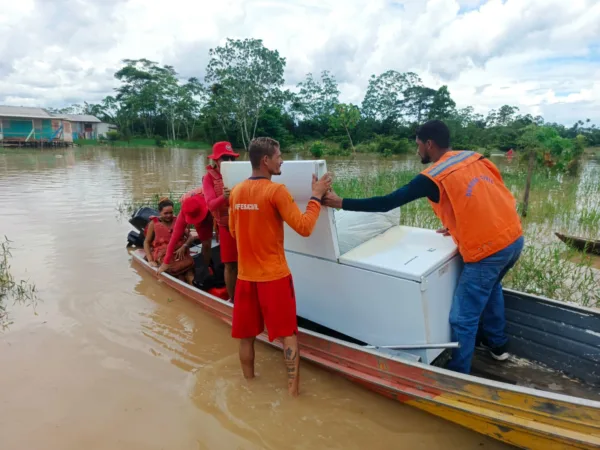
top-left (1, 145), bottom-right (575, 450)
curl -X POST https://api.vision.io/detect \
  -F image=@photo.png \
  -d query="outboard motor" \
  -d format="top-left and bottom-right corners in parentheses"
top-left (126, 206), bottom-right (159, 248)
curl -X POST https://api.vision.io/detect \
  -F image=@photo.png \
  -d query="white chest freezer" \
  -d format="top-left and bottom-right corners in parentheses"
top-left (221, 160), bottom-right (462, 364)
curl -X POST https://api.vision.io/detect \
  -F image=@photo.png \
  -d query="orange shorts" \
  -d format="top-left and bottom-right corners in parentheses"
top-left (231, 275), bottom-right (298, 342)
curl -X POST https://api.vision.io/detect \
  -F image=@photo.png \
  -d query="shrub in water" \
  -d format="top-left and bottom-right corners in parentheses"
top-left (310, 141), bottom-right (325, 158)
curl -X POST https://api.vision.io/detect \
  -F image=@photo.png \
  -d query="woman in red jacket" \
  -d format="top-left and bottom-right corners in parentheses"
top-left (203, 141), bottom-right (239, 301)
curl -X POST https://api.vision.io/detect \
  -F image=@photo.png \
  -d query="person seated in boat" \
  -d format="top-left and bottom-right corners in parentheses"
top-left (157, 188), bottom-right (213, 278)
top-left (229, 137), bottom-right (332, 397)
top-left (323, 120), bottom-right (524, 375)
top-left (144, 197), bottom-right (196, 284)
top-left (203, 141), bottom-right (239, 302)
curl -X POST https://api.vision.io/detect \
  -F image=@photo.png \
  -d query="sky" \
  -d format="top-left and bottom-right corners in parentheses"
top-left (0, 0), bottom-right (599, 126)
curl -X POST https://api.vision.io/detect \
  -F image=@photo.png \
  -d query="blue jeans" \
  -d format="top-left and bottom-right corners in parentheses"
top-left (446, 236), bottom-right (525, 374)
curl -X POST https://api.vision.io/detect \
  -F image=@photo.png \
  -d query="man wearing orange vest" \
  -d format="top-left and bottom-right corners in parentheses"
top-left (323, 120), bottom-right (524, 374)
top-left (158, 187), bottom-right (213, 276)
top-left (203, 141), bottom-right (239, 302)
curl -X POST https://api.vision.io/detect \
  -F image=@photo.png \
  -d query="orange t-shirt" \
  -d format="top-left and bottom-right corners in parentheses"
top-left (228, 177), bottom-right (321, 282)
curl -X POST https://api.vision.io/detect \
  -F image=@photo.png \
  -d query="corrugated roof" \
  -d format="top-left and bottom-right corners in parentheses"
top-left (0, 105), bottom-right (53, 119)
top-left (0, 105), bottom-right (101, 122)
top-left (59, 113), bottom-right (101, 123)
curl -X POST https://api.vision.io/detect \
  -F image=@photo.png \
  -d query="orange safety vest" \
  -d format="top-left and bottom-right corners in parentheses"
top-left (205, 166), bottom-right (229, 227)
top-left (421, 151), bottom-right (522, 263)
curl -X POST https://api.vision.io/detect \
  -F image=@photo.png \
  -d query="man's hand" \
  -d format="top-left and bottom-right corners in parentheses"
top-left (323, 190), bottom-right (343, 209)
top-left (174, 245), bottom-right (187, 261)
top-left (311, 172), bottom-right (332, 199)
top-left (149, 260), bottom-right (159, 268)
top-left (157, 263), bottom-right (169, 276)
top-left (223, 187), bottom-right (231, 199)
top-left (437, 227), bottom-right (451, 237)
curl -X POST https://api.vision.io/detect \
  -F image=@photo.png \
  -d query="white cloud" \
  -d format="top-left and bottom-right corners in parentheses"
top-left (0, 0), bottom-right (599, 125)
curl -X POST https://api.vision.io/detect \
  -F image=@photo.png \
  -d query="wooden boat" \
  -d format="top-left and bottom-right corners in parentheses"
top-left (130, 160), bottom-right (600, 449)
top-left (555, 232), bottom-right (600, 256)
top-left (131, 249), bottom-right (600, 450)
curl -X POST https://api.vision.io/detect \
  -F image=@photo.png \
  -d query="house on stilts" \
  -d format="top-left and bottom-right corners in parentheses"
top-left (0, 105), bottom-right (112, 148)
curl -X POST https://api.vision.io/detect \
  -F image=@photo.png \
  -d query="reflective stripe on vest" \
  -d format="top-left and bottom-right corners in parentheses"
top-left (206, 167), bottom-right (229, 227)
top-left (421, 151), bottom-right (522, 263)
top-left (425, 150), bottom-right (477, 178)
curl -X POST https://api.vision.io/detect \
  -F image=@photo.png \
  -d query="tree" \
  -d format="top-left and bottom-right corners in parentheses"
top-left (428, 86), bottom-right (456, 120)
top-left (517, 125), bottom-right (576, 217)
top-left (361, 71), bottom-right (421, 123)
top-left (205, 38), bottom-right (286, 149)
top-left (114, 59), bottom-right (170, 138)
top-left (295, 70), bottom-right (340, 121)
top-left (329, 104), bottom-right (361, 152)
top-left (404, 85), bottom-right (436, 123)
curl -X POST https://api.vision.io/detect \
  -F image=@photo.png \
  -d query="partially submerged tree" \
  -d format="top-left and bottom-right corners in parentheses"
top-left (517, 125), bottom-right (579, 217)
top-left (329, 103), bottom-right (360, 153)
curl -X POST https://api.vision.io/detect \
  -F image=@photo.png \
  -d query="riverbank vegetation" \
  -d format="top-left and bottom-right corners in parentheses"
top-left (57, 39), bottom-right (598, 161)
top-left (1, 237), bottom-right (38, 329)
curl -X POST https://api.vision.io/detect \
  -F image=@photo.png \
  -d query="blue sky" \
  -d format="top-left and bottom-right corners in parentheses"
top-left (0, 0), bottom-right (599, 125)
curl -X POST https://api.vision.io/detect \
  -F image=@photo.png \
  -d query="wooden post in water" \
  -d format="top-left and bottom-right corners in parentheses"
top-left (521, 149), bottom-right (536, 218)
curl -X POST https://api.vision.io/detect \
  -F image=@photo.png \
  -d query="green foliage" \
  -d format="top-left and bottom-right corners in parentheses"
top-left (62, 45), bottom-right (600, 152)
top-left (106, 130), bottom-right (120, 142)
top-left (205, 38), bottom-right (286, 149)
top-left (329, 103), bottom-right (360, 151)
top-left (309, 141), bottom-right (325, 158)
top-left (295, 71), bottom-right (340, 121)
top-left (373, 135), bottom-right (412, 155)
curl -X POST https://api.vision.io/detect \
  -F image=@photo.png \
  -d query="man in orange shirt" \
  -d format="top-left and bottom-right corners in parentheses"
top-left (228, 137), bottom-right (332, 396)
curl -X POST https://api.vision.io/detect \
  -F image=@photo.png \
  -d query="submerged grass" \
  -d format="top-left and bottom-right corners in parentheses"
top-left (1, 236), bottom-right (38, 330)
top-left (334, 164), bottom-right (600, 308)
top-left (75, 138), bottom-right (211, 150)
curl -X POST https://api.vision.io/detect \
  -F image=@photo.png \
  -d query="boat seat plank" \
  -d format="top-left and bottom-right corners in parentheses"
top-left (506, 335), bottom-right (600, 385)
top-left (507, 309), bottom-right (600, 348)
top-left (505, 291), bottom-right (600, 329)
top-left (471, 348), bottom-right (600, 402)
top-left (503, 290), bottom-right (600, 385)
top-left (506, 320), bottom-right (599, 366)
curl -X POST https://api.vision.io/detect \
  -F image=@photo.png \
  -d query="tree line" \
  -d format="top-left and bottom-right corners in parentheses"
top-left (56, 38), bottom-right (600, 159)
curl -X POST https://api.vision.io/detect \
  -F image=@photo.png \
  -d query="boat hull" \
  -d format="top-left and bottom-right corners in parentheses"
top-left (131, 250), bottom-right (600, 450)
top-left (555, 232), bottom-right (600, 256)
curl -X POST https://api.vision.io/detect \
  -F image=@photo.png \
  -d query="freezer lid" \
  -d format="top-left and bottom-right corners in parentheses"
top-left (221, 160), bottom-right (341, 261)
top-left (338, 225), bottom-right (458, 281)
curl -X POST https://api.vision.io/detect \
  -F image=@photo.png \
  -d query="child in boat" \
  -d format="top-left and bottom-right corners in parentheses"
top-left (203, 141), bottom-right (239, 302)
top-left (144, 197), bottom-right (196, 284)
top-left (228, 137), bottom-right (332, 397)
top-left (157, 188), bottom-right (214, 278)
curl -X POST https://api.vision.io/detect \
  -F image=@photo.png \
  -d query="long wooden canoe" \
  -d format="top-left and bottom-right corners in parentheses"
top-left (131, 249), bottom-right (600, 450)
top-left (555, 232), bottom-right (600, 256)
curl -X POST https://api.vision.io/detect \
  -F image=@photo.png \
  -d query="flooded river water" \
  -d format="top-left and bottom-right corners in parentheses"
top-left (0, 146), bottom-right (554, 449)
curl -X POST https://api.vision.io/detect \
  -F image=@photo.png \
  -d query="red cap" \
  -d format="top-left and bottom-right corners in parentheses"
top-left (208, 141), bottom-right (239, 160)
top-left (181, 194), bottom-right (208, 224)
